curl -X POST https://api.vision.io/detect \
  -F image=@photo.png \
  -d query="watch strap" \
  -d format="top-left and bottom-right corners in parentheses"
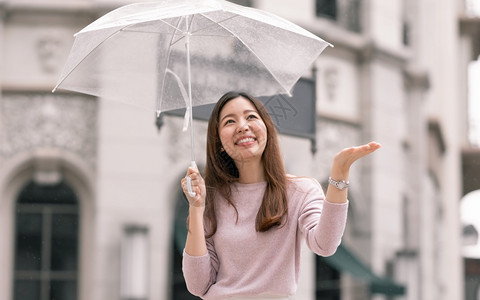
top-left (328, 177), bottom-right (350, 190)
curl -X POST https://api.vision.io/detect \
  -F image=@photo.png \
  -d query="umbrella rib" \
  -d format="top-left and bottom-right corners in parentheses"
top-left (119, 15), bottom-right (244, 42)
top-left (121, 29), bottom-right (234, 39)
top-left (157, 17), bottom-right (186, 113)
top-left (120, 29), bottom-right (183, 35)
top-left (157, 18), bottom-right (187, 35)
top-left (120, 19), bottom-right (187, 46)
top-left (199, 13), bottom-right (289, 94)
top-left (189, 14), bottom-right (239, 36)
top-left (53, 28), bottom-right (126, 92)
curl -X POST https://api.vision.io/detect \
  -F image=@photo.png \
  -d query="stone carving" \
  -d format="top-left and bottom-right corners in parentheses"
top-left (36, 35), bottom-right (64, 73)
top-left (324, 67), bottom-right (338, 101)
top-left (0, 93), bottom-right (98, 168)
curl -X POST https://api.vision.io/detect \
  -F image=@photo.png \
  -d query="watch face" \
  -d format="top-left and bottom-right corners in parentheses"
top-left (337, 182), bottom-right (347, 189)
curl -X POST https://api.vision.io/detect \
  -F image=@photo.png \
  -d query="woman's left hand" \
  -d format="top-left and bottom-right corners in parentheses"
top-left (331, 141), bottom-right (382, 178)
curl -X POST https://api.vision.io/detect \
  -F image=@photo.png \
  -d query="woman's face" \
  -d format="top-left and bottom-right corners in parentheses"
top-left (218, 96), bottom-right (267, 164)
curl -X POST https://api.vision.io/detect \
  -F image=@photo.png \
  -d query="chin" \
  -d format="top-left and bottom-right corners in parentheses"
top-left (235, 149), bottom-right (264, 162)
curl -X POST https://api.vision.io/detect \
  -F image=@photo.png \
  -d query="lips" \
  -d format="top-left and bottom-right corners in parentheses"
top-left (235, 136), bottom-right (257, 145)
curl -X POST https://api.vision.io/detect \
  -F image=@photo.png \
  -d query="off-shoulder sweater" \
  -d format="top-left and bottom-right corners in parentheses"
top-left (182, 176), bottom-right (348, 300)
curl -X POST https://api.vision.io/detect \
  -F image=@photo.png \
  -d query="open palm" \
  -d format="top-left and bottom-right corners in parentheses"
top-left (332, 142), bottom-right (382, 175)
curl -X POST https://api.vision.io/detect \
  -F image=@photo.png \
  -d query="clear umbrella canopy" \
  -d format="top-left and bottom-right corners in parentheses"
top-left (53, 0), bottom-right (332, 116)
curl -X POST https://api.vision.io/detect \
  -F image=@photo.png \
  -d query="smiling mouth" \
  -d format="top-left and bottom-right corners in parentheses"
top-left (235, 137), bottom-right (257, 145)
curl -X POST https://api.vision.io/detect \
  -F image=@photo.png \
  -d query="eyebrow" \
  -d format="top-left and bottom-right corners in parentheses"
top-left (220, 109), bottom-right (258, 123)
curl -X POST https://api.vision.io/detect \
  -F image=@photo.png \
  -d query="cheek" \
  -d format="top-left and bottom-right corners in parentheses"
top-left (252, 121), bottom-right (267, 141)
top-left (218, 128), bottom-right (233, 146)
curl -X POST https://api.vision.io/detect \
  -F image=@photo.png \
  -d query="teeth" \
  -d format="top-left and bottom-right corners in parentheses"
top-left (237, 137), bottom-right (255, 144)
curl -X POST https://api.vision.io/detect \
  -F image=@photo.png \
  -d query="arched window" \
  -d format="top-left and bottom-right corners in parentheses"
top-left (13, 180), bottom-right (79, 300)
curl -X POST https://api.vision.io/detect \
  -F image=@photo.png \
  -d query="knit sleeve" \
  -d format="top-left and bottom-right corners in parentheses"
top-left (297, 178), bottom-right (348, 257)
top-left (182, 236), bottom-right (219, 296)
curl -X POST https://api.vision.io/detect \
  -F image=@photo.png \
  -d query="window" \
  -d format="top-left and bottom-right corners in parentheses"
top-left (316, 0), bottom-right (337, 19)
top-left (316, 0), bottom-right (362, 33)
top-left (13, 180), bottom-right (79, 300)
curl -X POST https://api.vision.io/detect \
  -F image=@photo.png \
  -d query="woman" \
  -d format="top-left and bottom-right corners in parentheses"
top-left (181, 91), bottom-right (381, 300)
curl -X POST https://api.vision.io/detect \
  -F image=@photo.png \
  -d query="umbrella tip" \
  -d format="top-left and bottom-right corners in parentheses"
top-left (156, 110), bottom-right (161, 118)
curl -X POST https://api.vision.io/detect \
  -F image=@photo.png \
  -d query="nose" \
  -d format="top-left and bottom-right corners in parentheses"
top-left (237, 121), bottom-right (249, 133)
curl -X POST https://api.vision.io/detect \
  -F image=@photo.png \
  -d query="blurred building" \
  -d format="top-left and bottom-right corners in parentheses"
top-left (0, 0), bottom-right (477, 300)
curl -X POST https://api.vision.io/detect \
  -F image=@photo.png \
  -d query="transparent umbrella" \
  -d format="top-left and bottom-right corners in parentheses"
top-left (53, 0), bottom-right (332, 193)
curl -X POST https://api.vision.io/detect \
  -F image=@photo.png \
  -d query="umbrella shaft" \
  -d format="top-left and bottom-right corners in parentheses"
top-left (186, 16), bottom-right (195, 163)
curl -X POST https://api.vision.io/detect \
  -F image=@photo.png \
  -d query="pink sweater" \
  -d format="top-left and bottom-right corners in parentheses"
top-left (182, 176), bottom-right (348, 299)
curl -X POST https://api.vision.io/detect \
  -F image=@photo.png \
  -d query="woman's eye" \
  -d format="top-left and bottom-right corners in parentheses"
top-left (247, 114), bottom-right (258, 120)
top-left (224, 119), bottom-right (234, 125)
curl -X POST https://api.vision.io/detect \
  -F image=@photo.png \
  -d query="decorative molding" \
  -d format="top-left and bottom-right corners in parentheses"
top-left (0, 93), bottom-right (98, 169)
top-left (357, 40), bottom-right (411, 66)
top-left (300, 19), bottom-right (411, 66)
top-left (2, 1), bottom-right (94, 14)
top-left (0, 1), bottom-right (105, 23)
top-left (36, 34), bottom-right (64, 74)
top-left (403, 64), bottom-right (430, 91)
top-left (324, 67), bottom-right (339, 101)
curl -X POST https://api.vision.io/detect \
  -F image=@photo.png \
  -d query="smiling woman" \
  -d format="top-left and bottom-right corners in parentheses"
top-left (179, 91), bottom-right (381, 300)
top-left (204, 92), bottom-right (288, 235)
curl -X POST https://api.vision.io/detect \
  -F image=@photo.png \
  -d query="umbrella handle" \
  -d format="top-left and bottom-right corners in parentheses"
top-left (186, 177), bottom-right (196, 197)
top-left (186, 161), bottom-right (197, 197)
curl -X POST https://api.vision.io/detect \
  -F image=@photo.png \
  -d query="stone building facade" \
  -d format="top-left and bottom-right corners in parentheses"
top-left (0, 0), bottom-right (477, 299)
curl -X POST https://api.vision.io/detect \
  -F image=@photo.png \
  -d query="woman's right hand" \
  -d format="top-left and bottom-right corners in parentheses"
top-left (181, 163), bottom-right (206, 208)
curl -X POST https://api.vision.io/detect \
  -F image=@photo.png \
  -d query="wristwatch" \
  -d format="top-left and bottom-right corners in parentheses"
top-left (328, 177), bottom-right (350, 190)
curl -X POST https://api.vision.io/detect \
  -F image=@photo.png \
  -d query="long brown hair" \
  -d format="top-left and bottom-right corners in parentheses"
top-left (204, 91), bottom-right (288, 238)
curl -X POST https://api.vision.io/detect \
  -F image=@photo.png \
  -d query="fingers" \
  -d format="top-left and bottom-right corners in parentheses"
top-left (181, 176), bottom-right (202, 193)
top-left (181, 177), bottom-right (202, 205)
top-left (350, 144), bottom-right (379, 159)
top-left (181, 166), bottom-right (206, 207)
top-left (362, 142), bottom-right (382, 156)
top-left (185, 174), bottom-right (203, 188)
top-left (365, 141), bottom-right (382, 151)
top-left (186, 165), bottom-right (198, 176)
top-left (332, 141), bottom-right (382, 173)
top-left (351, 142), bottom-right (380, 153)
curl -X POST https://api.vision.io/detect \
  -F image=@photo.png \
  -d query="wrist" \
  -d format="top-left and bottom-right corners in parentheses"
top-left (330, 169), bottom-right (349, 181)
top-left (189, 204), bottom-right (205, 214)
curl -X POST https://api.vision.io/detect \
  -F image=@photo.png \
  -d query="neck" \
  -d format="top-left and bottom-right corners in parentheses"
top-left (236, 159), bottom-right (265, 184)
